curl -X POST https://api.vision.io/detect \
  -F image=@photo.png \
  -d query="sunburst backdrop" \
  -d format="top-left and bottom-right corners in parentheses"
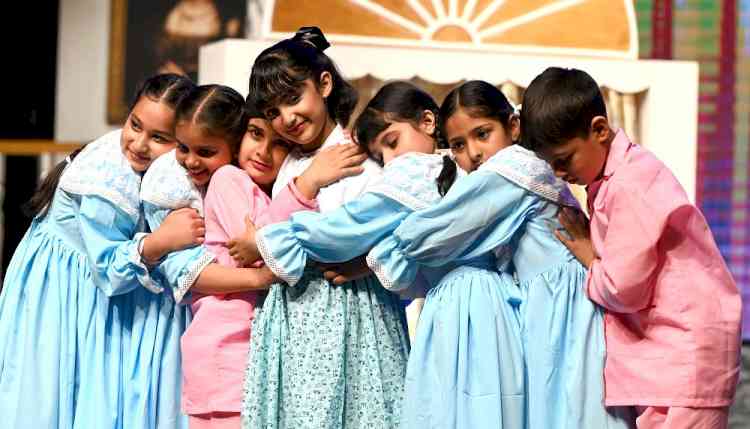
top-left (267, 0), bottom-right (636, 56)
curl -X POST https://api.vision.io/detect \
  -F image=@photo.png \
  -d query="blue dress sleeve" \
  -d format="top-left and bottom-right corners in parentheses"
top-left (142, 201), bottom-right (215, 304)
top-left (155, 247), bottom-right (214, 304)
top-left (256, 192), bottom-right (409, 286)
top-left (78, 195), bottom-right (159, 296)
top-left (367, 171), bottom-right (535, 289)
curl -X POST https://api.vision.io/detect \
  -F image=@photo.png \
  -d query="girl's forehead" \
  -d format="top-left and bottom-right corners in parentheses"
top-left (446, 111), bottom-right (498, 129)
top-left (175, 121), bottom-right (216, 141)
top-left (259, 77), bottom-right (313, 109)
top-left (130, 97), bottom-right (176, 131)
top-left (132, 96), bottom-right (173, 118)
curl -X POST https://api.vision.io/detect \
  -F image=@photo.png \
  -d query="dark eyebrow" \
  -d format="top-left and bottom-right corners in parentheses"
top-left (131, 113), bottom-right (173, 137)
top-left (472, 123), bottom-right (493, 131)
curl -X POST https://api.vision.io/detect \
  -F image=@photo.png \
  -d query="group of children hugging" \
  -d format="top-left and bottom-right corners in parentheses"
top-left (0, 25), bottom-right (742, 429)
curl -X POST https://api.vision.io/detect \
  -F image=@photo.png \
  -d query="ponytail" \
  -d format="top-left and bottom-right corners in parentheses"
top-left (436, 155), bottom-right (457, 196)
top-left (22, 145), bottom-right (87, 219)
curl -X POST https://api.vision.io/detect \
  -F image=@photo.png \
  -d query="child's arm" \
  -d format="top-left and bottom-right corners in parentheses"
top-left (254, 180), bottom-right (318, 227)
top-left (366, 171), bottom-right (532, 290)
top-left (254, 193), bottom-right (411, 287)
top-left (78, 195), bottom-right (201, 296)
top-left (191, 264), bottom-right (276, 294)
top-left (291, 142), bottom-right (367, 201)
top-left (576, 185), bottom-right (663, 313)
top-left (555, 207), bottom-right (597, 268)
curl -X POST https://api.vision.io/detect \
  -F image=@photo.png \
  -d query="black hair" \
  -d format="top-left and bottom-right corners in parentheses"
top-left (519, 67), bottom-right (607, 152)
top-left (244, 92), bottom-right (266, 121)
top-left (175, 84), bottom-right (247, 156)
top-left (440, 80), bottom-right (516, 144)
top-left (248, 26), bottom-right (358, 127)
top-left (353, 81), bottom-right (457, 196)
top-left (24, 73), bottom-right (194, 219)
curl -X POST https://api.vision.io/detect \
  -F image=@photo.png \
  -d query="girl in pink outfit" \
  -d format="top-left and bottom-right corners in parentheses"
top-left (162, 84), bottom-right (365, 429)
top-left (521, 67), bottom-right (742, 429)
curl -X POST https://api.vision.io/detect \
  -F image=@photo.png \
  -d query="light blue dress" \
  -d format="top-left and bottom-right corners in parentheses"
top-left (140, 148), bottom-right (214, 305)
top-left (368, 145), bottom-right (632, 429)
top-left (0, 130), bottom-right (189, 429)
top-left (241, 153), bottom-right (447, 429)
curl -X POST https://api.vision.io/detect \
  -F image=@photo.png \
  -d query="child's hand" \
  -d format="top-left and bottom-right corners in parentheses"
top-left (295, 143), bottom-right (367, 199)
top-left (554, 207), bottom-right (597, 268)
top-left (143, 208), bottom-right (205, 263)
top-left (227, 215), bottom-right (261, 267)
top-left (316, 256), bottom-right (372, 285)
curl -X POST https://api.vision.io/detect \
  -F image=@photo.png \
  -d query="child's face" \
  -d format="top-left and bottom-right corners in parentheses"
top-left (238, 118), bottom-right (291, 188)
top-left (537, 119), bottom-right (610, 186)
top-left (367, 111), bottom-right (437, 165)
top-left (120, 97), bottom-right (177, 172)
top-left (263, 74), bottom-right (333, 147)
top-left (444, 108), bottom-right (519, 172)
top-left (174, 121), bottom-right (233, 187)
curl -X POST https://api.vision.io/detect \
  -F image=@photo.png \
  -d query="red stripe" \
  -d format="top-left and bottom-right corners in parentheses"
top-left (651, 0), bottom-right (673, 59)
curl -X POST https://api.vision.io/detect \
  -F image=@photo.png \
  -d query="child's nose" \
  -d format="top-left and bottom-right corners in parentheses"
top-left (132, 134), bottom-right (149, 153)
top-left (279, 107), bottom-right (296, 126)
top-left (186, 154), bottom-right (200, 168)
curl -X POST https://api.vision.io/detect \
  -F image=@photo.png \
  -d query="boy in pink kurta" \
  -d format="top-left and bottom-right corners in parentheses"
top-left (181, 165), bottom-right (317, 425)
top-left (522, 67), bottom-right (742, 429)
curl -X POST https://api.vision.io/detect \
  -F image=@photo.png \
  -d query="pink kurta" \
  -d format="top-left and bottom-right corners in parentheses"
top-left (585, 129), bottom-right (742, 407)
top-left (181, 165), bottom-right (318, 415)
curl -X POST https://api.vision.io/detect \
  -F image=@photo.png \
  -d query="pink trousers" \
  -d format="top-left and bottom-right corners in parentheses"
top-left (635, 406), bottom-right (729, 429)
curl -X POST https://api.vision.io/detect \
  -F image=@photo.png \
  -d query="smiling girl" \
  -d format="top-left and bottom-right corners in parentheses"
top-left (0, 74), bottom-right (204, 429)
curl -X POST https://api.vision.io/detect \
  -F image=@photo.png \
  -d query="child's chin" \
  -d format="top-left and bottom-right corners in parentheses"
top-left (248, 171), bottom-right (273, 186)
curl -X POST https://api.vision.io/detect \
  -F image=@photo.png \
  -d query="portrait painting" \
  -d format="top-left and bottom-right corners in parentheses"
top-left (108, 0), bottom-right (248, 123)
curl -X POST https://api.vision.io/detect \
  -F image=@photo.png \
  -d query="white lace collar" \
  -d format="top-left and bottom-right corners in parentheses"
top-left (59, 129), bottom-right (143, 218)
top-left (479, 145), bottom-right (579, 208)
top-left (140, 149), bottom-right (204, 216)
top-left (366, 152), bottom-right (446, 211)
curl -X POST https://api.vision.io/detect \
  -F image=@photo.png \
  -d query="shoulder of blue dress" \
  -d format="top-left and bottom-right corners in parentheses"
top-left (366, 152), bottom-right (444, 210)
top-left (59, 129), bottom-right (142, 218)
top-left (141, 149), bottom-right (204, 215)
top-left (479, 144), bottom-right (578, 207)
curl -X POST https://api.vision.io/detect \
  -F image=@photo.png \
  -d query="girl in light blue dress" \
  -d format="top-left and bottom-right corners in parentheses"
top-left (367, 81), bottom-right (632, 429)
top-left (0, 74), bottom-right (201, 429)
top-left (240, 81), bottom-right (465, 428)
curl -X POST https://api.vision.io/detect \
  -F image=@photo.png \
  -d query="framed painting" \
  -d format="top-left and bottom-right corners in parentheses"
top-left (107, 0), bottom-right (247, 124)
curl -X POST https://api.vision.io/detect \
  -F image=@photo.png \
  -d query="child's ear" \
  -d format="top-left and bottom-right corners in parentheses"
top-left (420, 110), bottom-right (436, 135)
top-left (318, 71), bottom-right (333, 98)
top-left (509, 114), bottom-right (521, 142)
top-left (590, 116), bottom-right (611, 143)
